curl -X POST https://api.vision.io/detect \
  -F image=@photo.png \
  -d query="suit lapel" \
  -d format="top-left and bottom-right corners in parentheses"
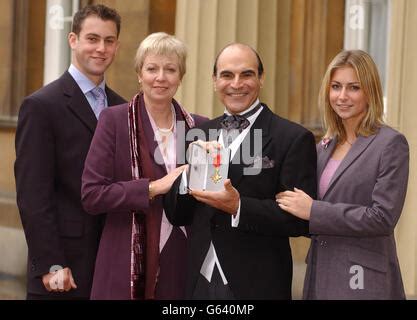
top-left (106, 86), bottom-right (125, 106)
top-left (322, 134), bottom-right (377, 199)
top-left (62, 72), bottom-right (97, 134)
top-left (140, 102), bottom-right (167, 178)
top-left (228, 105), bottom-right (272, 186)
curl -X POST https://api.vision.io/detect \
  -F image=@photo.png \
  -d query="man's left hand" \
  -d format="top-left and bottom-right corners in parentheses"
top-left (190, 179), bottom-right (240, 215)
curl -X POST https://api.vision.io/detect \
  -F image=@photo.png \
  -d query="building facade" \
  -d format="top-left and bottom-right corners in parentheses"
top-left (0, 0), bottom-right (416, 298)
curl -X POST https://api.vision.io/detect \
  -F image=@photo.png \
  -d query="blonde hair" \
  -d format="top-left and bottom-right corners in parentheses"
top-left (134, 32), bottom-right (187, 79)
top-left (319, 50), bottom-right (385, 142)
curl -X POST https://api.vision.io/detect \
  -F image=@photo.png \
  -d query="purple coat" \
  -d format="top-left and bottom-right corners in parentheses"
top-left (81, 103), bottom-right (206, 299)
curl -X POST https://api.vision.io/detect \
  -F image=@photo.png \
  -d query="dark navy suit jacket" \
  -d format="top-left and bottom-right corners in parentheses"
top-left (15, 71), bottom-right (126, 298)
top-left (165, 104), bottom-right (317, 299)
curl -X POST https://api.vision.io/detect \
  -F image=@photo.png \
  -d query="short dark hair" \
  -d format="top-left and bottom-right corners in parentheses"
top-left (72, 4), bottom-right (121, 37)
top-left (212, 43), bottom-right (264, 77)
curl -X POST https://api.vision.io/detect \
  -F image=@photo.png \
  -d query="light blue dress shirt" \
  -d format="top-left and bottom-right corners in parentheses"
top-left (68, 64), bottom-right (108, 119)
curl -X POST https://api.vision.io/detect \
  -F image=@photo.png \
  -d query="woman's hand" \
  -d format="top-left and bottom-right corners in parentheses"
top-left (149, 165), bottom-right (188, 198)
top-left (275, 188), bottom-right (313, 220)
top-left (191, 140), bottom-right (222, 156)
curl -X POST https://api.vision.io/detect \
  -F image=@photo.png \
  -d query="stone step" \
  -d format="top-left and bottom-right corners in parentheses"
top-left (0, 273), bottom-right (25, 300)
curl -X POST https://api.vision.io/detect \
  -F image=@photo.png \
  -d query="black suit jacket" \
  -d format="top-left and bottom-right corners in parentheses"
top-left (165, 104), bottom-right (317, 299)
top-left (14, 71), bottom-right (126, 298)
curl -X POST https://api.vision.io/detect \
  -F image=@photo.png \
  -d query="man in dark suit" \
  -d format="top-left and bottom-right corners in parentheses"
top-left (14, 4), bottom-right (126, 300)
top-left (165, 43), bottom-right (317, 299)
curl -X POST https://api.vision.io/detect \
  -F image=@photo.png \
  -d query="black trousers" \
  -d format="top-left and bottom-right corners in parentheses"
top-left (192, 266), bottom-right (235, 300)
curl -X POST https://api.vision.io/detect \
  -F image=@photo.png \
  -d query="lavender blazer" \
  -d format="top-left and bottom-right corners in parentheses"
top-left (81, 103), bottom-right (206, 299)
top-left (303, 126), bottom-right (409, 299)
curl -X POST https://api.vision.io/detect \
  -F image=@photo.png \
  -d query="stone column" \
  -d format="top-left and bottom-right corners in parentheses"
top-left (175, 0), bottom-right (343, 129)
top-left (0, 0), bottom-right (14, 121)
top-left (0, 0), bottom-right (29, 121)
top-left (387, 0), bottom-right (417, 297)
top-left (0, 0), bottom-right (28, 278)
top-left (97, 0), bottom-right (150, 101)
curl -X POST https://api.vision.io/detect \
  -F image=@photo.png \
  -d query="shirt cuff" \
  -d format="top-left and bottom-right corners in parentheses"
top-left (231, 200), bottom-right (241, 227)
top-left (179, 170), bottom-right (188, 195)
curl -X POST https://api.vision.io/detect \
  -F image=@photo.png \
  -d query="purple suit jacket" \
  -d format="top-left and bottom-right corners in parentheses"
top-left (304, 126), bottom-right (409, 299)
top-left (81, 103), bottom-right (207, 299)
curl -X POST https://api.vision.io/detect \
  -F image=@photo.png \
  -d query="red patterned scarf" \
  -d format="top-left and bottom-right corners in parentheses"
top-left (128, 92), bottom-right (194, 299)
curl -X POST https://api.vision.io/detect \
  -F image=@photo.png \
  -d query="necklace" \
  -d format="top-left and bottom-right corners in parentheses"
top-left (156, 107), bottom-right (175, 134)
top-left (344, 137), bottom-right (357, 146)
top-left (157, 122), bottom-right (174, 134)
top-left (155, 107), bottom-right (175, 159)
top-left (338, 139), bottom-right (354, 147)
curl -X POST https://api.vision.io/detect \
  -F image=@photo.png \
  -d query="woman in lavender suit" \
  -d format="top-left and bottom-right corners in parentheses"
top-left (277, 50), bottom-right (409, 299)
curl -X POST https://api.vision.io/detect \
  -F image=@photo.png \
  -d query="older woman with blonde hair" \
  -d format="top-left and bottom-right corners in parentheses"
top-left (277, 50), bottom-right (409, 299)
top-left (81, 32), bottom-right (207, 299)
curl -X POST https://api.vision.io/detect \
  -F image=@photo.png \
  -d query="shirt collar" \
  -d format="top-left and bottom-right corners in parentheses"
top-left (68, 64), bottom-right (106, 94)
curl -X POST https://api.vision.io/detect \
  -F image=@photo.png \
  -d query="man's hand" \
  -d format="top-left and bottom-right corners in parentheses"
top-left (42, 267), bottom-right (77, 292)
top-left (190, 179), bottom-right (240, 215)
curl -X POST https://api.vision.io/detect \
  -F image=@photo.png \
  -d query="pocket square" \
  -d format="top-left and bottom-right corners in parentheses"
top-left (249, 155), bottom-right (275, 169)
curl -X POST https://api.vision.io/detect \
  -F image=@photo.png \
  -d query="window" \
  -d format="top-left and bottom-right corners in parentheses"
top-left (43, 0), bottom-right (80, 85)
top-left (0, 0), bottom-right (28, 125)
top-left (344, 0), bottom-right (389, 110)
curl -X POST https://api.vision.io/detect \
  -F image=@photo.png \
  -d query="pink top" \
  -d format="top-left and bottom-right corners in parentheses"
top-left (319, 158), bottom-right (342, 199)
top-left (146, 106), bottom-right (187, 253)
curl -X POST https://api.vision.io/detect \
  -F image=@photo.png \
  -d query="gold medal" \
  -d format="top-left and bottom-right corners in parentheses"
top-left (211, 152), bottom-right (222, 183)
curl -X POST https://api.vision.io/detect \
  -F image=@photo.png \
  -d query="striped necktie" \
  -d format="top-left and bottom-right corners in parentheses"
top-left (91, 87), bottom-right (106, 119)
